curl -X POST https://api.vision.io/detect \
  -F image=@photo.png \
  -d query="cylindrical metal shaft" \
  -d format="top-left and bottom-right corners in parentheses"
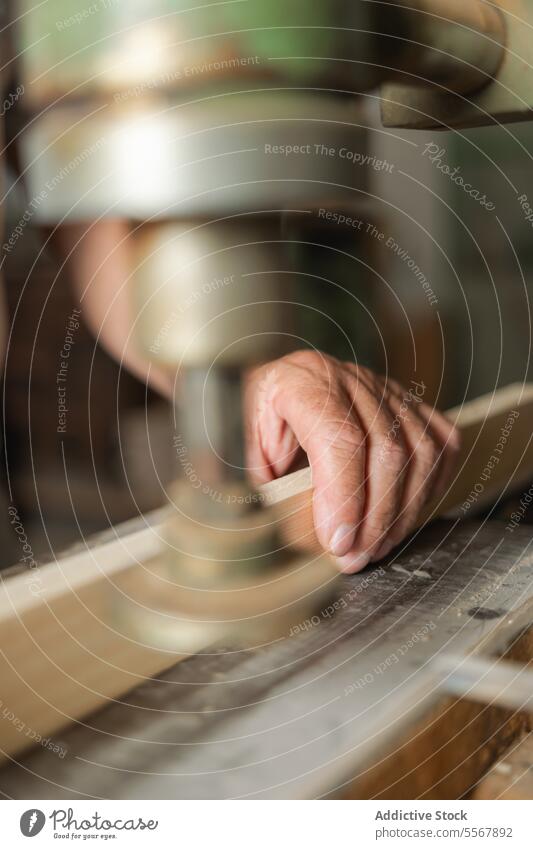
top-left (393, 0), bottom-right (506, 94)
top-left (177, 366), bottom-right (246, 486)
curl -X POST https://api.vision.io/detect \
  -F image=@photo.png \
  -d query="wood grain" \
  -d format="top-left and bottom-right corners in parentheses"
top-left (472, 733), bottom-right (533, 800)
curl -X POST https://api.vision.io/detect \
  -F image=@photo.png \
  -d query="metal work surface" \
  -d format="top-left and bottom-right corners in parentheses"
top-left (1, 521), bottom-right (532, 800)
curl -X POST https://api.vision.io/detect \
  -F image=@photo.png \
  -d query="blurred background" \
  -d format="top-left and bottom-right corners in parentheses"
top-left (2, 86), bottom-right (533, 561)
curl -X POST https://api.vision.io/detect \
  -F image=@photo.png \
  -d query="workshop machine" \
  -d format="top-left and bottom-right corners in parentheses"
top-left (0, 0), bottom-right (533, 799)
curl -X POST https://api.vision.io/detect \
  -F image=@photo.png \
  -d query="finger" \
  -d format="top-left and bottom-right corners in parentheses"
top-left (244, 366), bottom-right (302, 485)
top-left (374, 381), bottom-right (461, 559)
top-left (335, 383), bottom-right (408, 572)
top-left (274, 379), bottom-right (367, 559)
top-left (370, 392), bottom-right (450, 561)
top-left (403, 400), bottom-right (461, 511)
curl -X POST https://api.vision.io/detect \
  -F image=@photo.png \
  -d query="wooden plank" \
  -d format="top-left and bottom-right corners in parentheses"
top-left (344, 623), bottom-right (533, 800)
top-left (472, 732), bottom-right (533, 799)
top-left (1, 383), bottom-right (533, 764)
top-left (0, 512), bottom-right (175, 763)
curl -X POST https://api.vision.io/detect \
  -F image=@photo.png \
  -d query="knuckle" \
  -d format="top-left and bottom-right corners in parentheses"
top-left (364, 487), bottom-right (405, 546)
top-left (285, 349), bottom-right (320, 368)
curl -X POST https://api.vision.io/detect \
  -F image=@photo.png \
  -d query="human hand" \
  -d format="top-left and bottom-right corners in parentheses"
top-left (245, 351), bottom-right (461, 572)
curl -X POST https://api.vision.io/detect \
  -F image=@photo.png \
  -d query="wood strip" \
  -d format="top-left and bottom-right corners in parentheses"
top-left (1, 383), bottom-right (533, 763)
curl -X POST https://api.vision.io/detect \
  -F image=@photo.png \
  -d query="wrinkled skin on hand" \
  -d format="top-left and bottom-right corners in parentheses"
top-left (245, 350), bottom-right (461, 573)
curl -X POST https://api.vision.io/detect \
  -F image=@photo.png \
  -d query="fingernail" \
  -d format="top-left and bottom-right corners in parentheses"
top-left (328, 523), bottom-right (357, 557)
top-left (335, 551), bottom-right (371, 574)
